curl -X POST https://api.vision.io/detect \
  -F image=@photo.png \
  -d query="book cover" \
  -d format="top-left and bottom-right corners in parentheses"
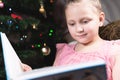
top-left (16, 61), bottom-right (107, 80)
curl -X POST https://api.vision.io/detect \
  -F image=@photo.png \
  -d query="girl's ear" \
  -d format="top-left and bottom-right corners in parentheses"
top-left (99, 12), bottom-right (105, 26)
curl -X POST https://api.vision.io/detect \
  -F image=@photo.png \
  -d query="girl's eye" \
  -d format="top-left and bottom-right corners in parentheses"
top-left (68, 23), bottom-right (75, 26)
top-left (81, 18), bottom-right (92, 24)
top-left (82, 20), bottom-right (89, 24)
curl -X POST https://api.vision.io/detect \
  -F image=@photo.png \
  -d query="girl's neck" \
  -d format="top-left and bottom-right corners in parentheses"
top-left (74, 38), bottom-right (105, 52)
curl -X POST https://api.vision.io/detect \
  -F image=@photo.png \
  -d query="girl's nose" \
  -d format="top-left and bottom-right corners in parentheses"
top-left (76, 25), bottom-right (84, 32)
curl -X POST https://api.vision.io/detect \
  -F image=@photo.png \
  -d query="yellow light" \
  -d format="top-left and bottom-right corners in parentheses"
top-left (39, 5), bottom-right (45, 13)
top-left (32, 24), bottom-right (37, 29)
top-left (0, 0), bottom-right (2, 3)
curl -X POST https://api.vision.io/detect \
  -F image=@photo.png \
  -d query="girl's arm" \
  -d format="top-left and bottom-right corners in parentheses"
top-left (112, 54), bottom-right (120, 80)
top-left (111, 45), bottom-right (120, 80)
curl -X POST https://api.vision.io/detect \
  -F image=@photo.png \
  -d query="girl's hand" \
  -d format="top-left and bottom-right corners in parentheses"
top-left (21, 63), bottom-right (32, 72)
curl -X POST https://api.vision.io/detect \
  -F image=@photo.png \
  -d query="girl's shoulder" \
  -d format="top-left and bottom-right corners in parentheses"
top-left (94, 40), bottom-right (120, 56)
top-left (56, 42), bottom-right (75, 51)
top-left (110, 39), bottom-right (120, 45)
top-left (55, 43), bottom-right (75, 61)
top-left (56, 42), bottom-right (76, 55)
top-left (107, 39), bottom-right (120, 55)
top-left (104, 39), bottom-right (120, 47)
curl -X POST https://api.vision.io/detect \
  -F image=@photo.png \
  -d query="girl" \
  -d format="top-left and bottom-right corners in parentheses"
top-left (53, 0), bottom-right (120, 80)
top-left (23, 0), bottom-right (120, 80)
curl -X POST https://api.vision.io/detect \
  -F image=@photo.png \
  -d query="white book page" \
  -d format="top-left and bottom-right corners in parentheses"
top-left (1, 32), bottom-right (23, 80)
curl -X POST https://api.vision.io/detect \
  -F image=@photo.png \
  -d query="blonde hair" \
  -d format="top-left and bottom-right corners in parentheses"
top-left (90, 0), bottom-right (103, 13)
top-left (65, 0), bottom-right (103, 13)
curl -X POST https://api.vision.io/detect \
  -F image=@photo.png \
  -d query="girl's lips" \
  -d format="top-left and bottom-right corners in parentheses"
top-left (76, 33), bottom-right (87, 38)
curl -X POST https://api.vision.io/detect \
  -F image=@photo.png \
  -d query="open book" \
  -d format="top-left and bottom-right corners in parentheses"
top-left (0, 32), bottom-right (107, 80)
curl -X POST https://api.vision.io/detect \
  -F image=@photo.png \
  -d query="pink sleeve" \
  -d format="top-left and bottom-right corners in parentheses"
top-left (53, 43), bottom-right (67, 66)
top-left (56, 43), bottom-right (66, 52)
top-left (105, 55), bottom-right (115, 80)
top-left (111, 54), bottom-right (120, 80)
top-left (112, 39), bottom-right (120, 45)
top-left (107, 41), bottom-right (120, 80)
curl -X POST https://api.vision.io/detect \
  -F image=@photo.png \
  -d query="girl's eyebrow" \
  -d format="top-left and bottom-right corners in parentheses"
top-left (80, 17), bottom-right (92, 20)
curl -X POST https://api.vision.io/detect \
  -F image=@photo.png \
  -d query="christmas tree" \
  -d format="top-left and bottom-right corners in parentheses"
top-left (0, 0), bottom-right (67, 79)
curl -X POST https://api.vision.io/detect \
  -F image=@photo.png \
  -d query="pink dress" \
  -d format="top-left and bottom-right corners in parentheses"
top-left (53, 40), bottom-right (120, 80)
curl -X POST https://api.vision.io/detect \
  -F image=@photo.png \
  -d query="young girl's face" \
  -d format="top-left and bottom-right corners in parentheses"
top-left (65, 1), bottom-right (104, 44)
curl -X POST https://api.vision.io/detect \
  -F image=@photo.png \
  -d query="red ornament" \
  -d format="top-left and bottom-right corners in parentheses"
top-left (11, 14), bottom-right (22, 20)
top-left (39, 33), bottom-right (43, 37)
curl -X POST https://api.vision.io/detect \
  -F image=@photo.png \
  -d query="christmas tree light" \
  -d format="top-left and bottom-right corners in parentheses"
top-left (0, 0), bottom-right (4, 8)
